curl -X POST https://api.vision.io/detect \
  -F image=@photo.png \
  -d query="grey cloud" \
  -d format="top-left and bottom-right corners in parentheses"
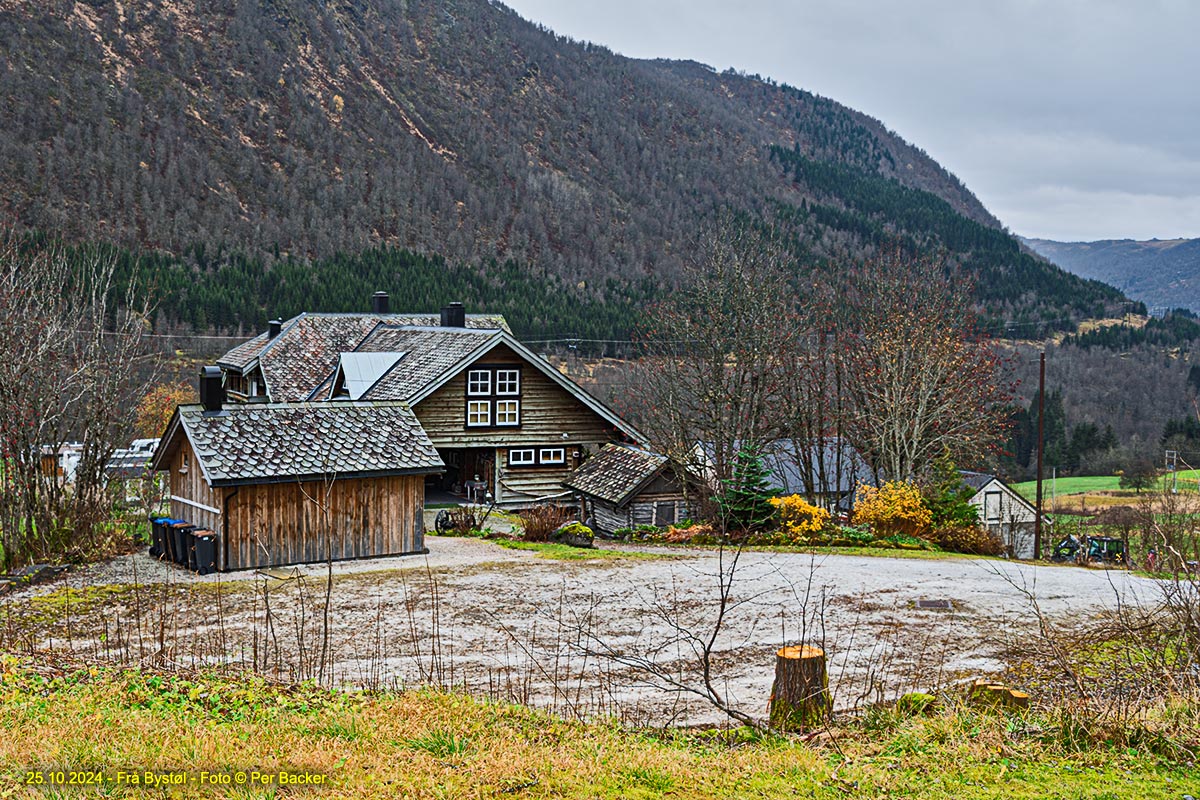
top-left (504, 0), bottom-right (1200, 240)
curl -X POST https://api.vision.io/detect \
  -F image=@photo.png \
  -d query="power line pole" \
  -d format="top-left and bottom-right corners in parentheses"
top-left (1034, 351), bottom-right (1046, 560)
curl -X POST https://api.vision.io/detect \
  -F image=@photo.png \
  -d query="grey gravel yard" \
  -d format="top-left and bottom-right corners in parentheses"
top-left (9, 533), bottom-right (1164, 727)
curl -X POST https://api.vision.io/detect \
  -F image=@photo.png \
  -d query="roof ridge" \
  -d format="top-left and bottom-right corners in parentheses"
top-left (178, 399), bottom-right (415, 411)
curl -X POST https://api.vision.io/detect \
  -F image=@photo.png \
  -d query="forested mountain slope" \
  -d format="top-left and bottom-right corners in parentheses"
top-left (0, 0), bottom-right (1123, 333)
top-left (1024, 237), bottom-right (1200, 314)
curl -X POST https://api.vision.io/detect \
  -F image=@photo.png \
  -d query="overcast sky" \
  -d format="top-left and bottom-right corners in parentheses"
top-left (503, 0), bottom-right (1198, 242)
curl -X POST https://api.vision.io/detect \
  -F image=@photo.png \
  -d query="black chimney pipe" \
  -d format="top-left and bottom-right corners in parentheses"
top-left (199, 366), bottom-right (226, 412)
top-left (268, 319), bottom-right (282, 339)
top-left (372, 291), bottom-right (390, 314)
top-left (440, 302), bottom-right (466, 328)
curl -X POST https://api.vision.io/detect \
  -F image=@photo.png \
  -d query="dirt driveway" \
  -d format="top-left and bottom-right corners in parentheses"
top-left (12, 536), bottom-right (1164, 727)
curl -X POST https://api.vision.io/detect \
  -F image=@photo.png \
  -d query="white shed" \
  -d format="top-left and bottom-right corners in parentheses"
top-left (961, 471), bottom-right (1047, 559)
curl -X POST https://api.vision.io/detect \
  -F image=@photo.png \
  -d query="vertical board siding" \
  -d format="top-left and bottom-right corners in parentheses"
top-left (222, 474), bottom-right (424, 571)
top-left (167, 438), bottom-right (222, 534)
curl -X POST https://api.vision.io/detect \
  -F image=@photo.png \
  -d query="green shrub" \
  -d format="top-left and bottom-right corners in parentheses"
top-left (837, 525), bottom-right (875, 546)
top-left (874, 534), bottom-right (934, 550)
top-left (923, 455), bottom-right (980, 528)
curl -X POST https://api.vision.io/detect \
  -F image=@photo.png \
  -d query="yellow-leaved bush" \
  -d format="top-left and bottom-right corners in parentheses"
top-left (770, 494), bottom-right (831, 542)
top-left (852, 481), bottom-right (933, 538)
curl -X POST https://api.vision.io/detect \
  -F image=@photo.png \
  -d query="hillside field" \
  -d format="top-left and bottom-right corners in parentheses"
top-left (1012, 470), bottom-right (1200, 500)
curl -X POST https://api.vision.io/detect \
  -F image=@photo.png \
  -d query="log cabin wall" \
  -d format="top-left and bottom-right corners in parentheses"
top-left (629, 495), bottom-right (696, 527)
top-left (496, 453), bottom-right (577, 504)
top-left (167, 437), bottom-right (222, 535)
top-left (223, 474), bottom-right (425, 571)
top-left (628, 473), bottom-right (698, 528)
top-left (583, 474), bottom-right (701, 535)
top-left (590, 500), bottom-right (633, 535)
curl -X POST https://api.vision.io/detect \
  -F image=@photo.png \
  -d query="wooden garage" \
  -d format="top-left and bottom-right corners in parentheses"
top-left (564, 443), bottom-right (704, 536)
top-left (152, 395), bottom-right (444, 571)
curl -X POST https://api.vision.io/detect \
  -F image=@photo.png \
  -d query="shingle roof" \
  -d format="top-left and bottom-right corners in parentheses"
top-left (166, 402), bottom-right (443, 486)
top-left (219, 335), bottom-right (272, 371)
top-left (564, 443), bottom-right (671, 506)
top-left (959, 471), bottom-right (996, 492)
top-left (352, 326), bottom-right (502, 402)
top-left (216, 313), bottom-right (511, 401)
top-left (695, 438), bottom-right (873, 495)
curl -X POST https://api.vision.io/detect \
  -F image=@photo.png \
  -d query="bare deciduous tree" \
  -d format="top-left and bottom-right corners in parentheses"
top-left (621, 215), bottom-right (802, 503)
top-left (840, 249), bottom-right (1009, 482)
top-left (0, 243), bottom-right (157, 568)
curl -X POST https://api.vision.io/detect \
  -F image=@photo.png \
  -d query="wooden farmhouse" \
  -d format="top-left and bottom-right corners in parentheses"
top-left (960, 471), bottom-right (1046, 559)
top-left (214, 296), bottom-right (644, 508)
top-left (151, 374), bottom-right (444, 571)
top-left (563, 443), bottom-right (703, 536)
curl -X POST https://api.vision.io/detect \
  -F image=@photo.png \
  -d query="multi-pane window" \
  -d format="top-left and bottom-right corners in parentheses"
top-left (508, 446), bottom-right (571, 469)
top-left (496, 369), bottom-right (520, 395)
top-left (467, 370), bottom-right (491, 396)
top-left (466, 400), bottom-right (491, 427)
top-left (509, 449), bottom-right (536, 466)
top-left (464, 365), bottom-right (522, 429)
top-left (495, 400), bottom-right (520, 426)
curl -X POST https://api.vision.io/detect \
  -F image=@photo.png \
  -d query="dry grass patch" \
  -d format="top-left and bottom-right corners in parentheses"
top-left (0, 657), bottom-right (1196, 798)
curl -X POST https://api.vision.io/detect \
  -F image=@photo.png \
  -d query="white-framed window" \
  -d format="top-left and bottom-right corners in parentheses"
top-left (467, 370), bottom-right (491, 396)
top-left (495, 400), bottom-right (520, 426)
top-left (539, 448), bottom-right (565, 464)
top-left (509, 449), bottom-right (536, 466)
top-left (466, 400), bottom-right (491, 427)
top-left (496, 369), bottom-right (521, 395)
top-left (984, 491), bottom-right (1002, 522)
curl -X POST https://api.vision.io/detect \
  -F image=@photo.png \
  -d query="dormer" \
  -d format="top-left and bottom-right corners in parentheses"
top-left (329, 352), bottom-right (408, 400)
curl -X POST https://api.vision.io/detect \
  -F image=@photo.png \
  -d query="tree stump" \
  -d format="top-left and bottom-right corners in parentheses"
top-left (768, 645), bottom-right (830, 731)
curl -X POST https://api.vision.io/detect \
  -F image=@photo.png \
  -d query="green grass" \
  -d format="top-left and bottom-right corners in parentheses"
top-left (0, 657), bottom-right (1195, 798)
top-left (1012, 475), bottom-right (1123, 498)
top-left (490, 539), bottom-right (664, 560)
top-left (634, 541), bottom-right (997, 561)
top-left (1012, 470), bottom-right (1200, 501)
top-left (787, 544), bottom-right (993, 563)
top-left (404, 729), bottom-right (471, 758)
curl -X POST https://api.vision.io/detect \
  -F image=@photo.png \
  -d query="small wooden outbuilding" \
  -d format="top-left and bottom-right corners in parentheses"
top-left (152, 393), bottom-right (443, 571)
top-left (564, 443), bottom-right (703, 535)
top-left (961, 471), bottom-right (1047, 559)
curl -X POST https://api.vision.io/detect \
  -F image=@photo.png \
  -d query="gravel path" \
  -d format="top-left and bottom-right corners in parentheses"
top-left (9, 536), bottom-right (1164, 727)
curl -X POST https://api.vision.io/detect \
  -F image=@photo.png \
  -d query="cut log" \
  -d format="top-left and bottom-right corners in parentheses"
top-left (768, 645), bottom-right (830, 731)
top-left (968, 678), bottom-right (1031, 710)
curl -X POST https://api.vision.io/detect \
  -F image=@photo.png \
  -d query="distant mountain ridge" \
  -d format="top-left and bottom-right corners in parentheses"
top-left (1023, 237), bottom-right (1200, 313)
top-left (0, 0), bottom-right (1125, 333)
